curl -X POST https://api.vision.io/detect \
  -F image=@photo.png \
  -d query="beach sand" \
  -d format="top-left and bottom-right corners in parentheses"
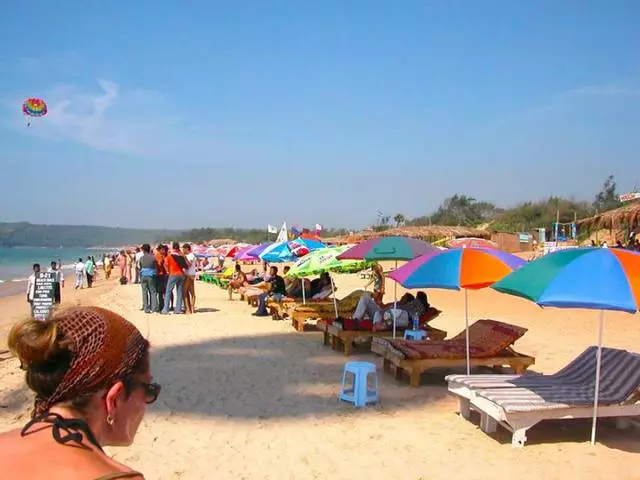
top-left (1, 265), bottom-right (639, 479)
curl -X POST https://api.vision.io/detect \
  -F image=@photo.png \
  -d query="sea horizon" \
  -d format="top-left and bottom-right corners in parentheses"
top-left (0, 246), bottom-right (116, 285)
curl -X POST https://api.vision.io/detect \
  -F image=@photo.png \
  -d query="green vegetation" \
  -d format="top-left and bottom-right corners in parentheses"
top-left (396, 174), bottom-right (624, 232)
top-left (0, 222), bottom-right (178, 247)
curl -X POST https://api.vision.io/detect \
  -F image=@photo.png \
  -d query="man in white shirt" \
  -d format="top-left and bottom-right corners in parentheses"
top-left (26, 264), bottom-right (41, 310)
top-left (74, 258), bottom-right (85, 289)
top-left (47, 261), bottom-right (65, 304)
top-left (134, 246), bottom-right (144, 284)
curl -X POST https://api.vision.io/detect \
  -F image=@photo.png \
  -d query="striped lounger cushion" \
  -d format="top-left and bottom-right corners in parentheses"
top-left (474, 352), bottom-right (640, 412)
top-left (447, 346), bottom-right (633, 390)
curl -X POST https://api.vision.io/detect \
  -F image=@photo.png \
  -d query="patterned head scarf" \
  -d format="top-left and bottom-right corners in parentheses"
top-left (33, 306), bottom-right (149, 417)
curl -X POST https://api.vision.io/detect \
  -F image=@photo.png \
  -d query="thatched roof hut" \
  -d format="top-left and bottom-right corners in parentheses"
top-left (576, 202), bottom-right (640, 230)
top-left (324, 225), bottom-right (490, 244)
top-left (206, 238), bottom-right (237, 247)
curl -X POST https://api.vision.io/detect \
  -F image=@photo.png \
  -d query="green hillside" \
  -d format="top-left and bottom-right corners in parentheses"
top-left (0, 222), bottom-right (180, 247)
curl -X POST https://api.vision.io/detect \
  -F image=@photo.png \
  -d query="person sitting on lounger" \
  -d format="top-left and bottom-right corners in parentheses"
top-left (310, 272), bottom-right (334, 299)
top-left (228, 264), bottom-right (248, 300)
top-left (253, 266), bottom-right (286, 316)
top-left (352, 292), bottom-right (422, 328)
top-left (374, 291), bottom-right (431, 330)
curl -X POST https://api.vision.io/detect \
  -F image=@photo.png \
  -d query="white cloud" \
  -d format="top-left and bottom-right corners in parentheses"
top-left (4, 79), bottom-right (215, 157)
top-left (503, 82), bottom-right (640, 124)
top-left (560, 84), bottom-right (638, 98)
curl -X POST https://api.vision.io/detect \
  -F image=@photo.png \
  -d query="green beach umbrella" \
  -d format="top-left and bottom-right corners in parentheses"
top-left (287, 245), bottom-right (374, 278)
top-left (287, 245), bottom-right (374, 315)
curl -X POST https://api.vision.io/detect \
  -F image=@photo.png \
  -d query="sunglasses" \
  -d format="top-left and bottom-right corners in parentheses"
top-left (125, 378), bottom-right (162, 404)
top-left (139, 382), bottom-right (162, 404)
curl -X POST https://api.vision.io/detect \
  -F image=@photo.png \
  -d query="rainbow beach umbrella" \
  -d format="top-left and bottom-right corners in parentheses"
top-left (336, 236), bottom-right (437, 261)
top-left (492, 247), bottom-right (640, 445)
top-left (389, 247), bottom-right (526, 372)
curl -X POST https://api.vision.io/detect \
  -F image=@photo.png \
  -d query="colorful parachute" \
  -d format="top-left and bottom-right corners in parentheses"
top-left (22, 97), bottom-right (47, 126)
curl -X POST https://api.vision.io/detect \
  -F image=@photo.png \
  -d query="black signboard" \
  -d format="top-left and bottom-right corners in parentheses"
top-left (32, 272), bottom-right (55, 320)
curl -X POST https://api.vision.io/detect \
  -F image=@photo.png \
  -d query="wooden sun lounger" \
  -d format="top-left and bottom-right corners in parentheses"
top-left (371, 319), bottom-right (535, 387)
top-left (447, 348), bottom-right (640, 447)
top-left (320, 323), bottom-right (448, 356)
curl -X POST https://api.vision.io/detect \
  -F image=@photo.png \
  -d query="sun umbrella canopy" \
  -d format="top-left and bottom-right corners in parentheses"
top-left (337, 236), bottom-right (437, 261)
top-left (244, 242), bottom-right (272, 259)
top-left (260, 238), bottom-right (325, 263)
top-left (233, 244), bottom-right (256, 261)
top-left (389, 247), bottom-right (526, 290)
top-left (286, 245), bottom-right (374, 278)
top-left (492, 247), bottom-right (640, 313)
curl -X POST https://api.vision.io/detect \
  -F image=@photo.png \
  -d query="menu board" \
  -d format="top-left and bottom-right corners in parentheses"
top-left (32, 272), bottom-right (55, 320)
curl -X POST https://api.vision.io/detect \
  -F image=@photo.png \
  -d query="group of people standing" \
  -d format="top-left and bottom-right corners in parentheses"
top-left (119, 242), bottom-right (198, 315)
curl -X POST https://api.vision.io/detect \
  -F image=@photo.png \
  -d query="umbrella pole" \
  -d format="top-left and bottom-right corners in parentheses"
top-left (331, 277), bottom-right (339, 319)
top-left (590, 310), bottom-right (605, 446)
top-left (302, 280), bottom-right (306, 305)
top-left (465, 289), bottom-right (470, 375)
top-left (393, 260), bottom-right (398, 338)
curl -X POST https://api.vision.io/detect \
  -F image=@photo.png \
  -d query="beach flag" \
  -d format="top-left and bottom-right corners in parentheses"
top-left (315, 223), bottom-right (323, 233)
top-left (276, 222), bottom-right (288, 243)
top-left (290, 224), bottom-right (302, 236)
top-left (267, 224), bottom-right (278, 234)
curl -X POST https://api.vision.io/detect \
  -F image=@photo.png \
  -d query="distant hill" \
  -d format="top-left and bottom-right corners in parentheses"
top-left (0, 222), bottom-right (181, 248)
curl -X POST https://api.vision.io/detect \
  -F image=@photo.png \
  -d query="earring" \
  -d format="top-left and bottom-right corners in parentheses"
top-left (107, 415), bottom-right (114, 426)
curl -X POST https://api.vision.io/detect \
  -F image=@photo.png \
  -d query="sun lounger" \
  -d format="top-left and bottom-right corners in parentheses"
top-left (287, 290), bottom-right (368, 331)
top-left (266, 297), bottom-right (332, 324)
top-left (317, 309), bottom-right (446, 356)
top-left (371, 319), bottom-right (534, 387)
top-left (446, 348), bottom-right (640, 446)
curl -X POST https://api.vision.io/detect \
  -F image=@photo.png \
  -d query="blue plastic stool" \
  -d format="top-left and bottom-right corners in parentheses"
top-left (404, 329), bottom-right (427, 340)
top-left (339, 361), bottom-right (379, 407)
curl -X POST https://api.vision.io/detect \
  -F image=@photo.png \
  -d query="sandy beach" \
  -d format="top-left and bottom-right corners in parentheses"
top-left (1, 266), bottom-right (639, 480)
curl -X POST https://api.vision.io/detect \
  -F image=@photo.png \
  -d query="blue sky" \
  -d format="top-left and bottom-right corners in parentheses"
top-left (0, 1), bottom-right (638, 229)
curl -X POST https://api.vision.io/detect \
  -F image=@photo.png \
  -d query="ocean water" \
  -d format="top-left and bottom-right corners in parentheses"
top-left (0, 247), bottom-right (114, 283)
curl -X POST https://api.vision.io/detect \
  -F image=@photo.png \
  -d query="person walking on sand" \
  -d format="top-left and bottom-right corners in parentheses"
top-left (26, 263), bottom-right (40, 315)
top-left (85, 256), bottom-right (96, 288)
top-left (47, 261), bottom-right (64, 304)
top-left (74, 258), bottom-right (85, 289)
top-left (182, 243), bottom-right (197, 314)
top-left (117, 250), bottom-right (128, 283)
top-left (161, 242), bottom-right (187, 314)
top-left (103, 254), bottom-right (113, 279)
top-left (139, 244), bottom-right (158, 314)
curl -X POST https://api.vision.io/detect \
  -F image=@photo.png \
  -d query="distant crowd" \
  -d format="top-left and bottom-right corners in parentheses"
top-left (110, 242), bottom-right (198, 314)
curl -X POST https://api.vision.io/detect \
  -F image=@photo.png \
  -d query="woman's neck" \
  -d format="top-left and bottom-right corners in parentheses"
top-left (47, 405), bottom-right (108, 447)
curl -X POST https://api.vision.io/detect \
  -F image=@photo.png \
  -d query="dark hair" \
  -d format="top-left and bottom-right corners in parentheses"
top-left (172, 241), bottom-right (180, 250)
top-left (400, 293), bottom-right (414, 303)
top-left (183, 243), bottom-right (191, 250)
top-left (416, 291), bottom-right (429, 308)
top-left (33, 263), bottom-right (40, 270)
top-left (283, 266), bottom-right (290, 273)
top-left (8, 317), bottom-right (149, 414)
top-left (135, 247), bottom-right (141, 252)
top-left (270, 265), bottom-right (278, 273)
top-left (120, 250), bottom-right (125, 255)
top-left (142, 243), bottom-right (151, 253)
top-left (78, 258), bottom-right (83, 262)
top-left (50, 261), bottom-right (57, 267)
top-left (235, 264), bottom-right (241, 271)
